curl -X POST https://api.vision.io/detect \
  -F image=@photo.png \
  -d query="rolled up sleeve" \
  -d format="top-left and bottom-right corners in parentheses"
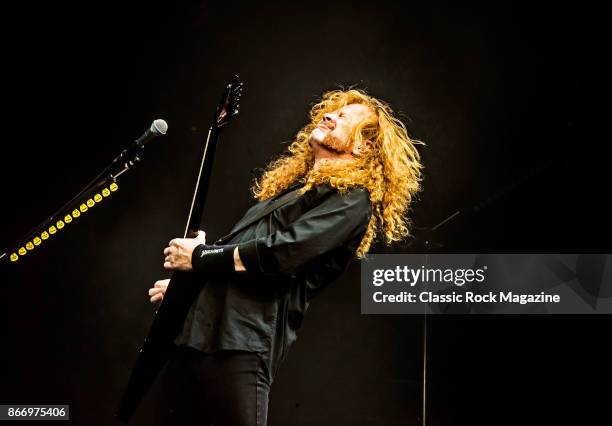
top-left (237, 187), bottom-right (371, 276)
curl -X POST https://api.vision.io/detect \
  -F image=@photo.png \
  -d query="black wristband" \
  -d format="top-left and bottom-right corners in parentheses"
top-left (191, 244), bottom-right (237, 275)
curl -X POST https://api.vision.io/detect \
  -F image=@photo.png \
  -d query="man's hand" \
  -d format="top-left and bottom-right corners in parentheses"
top-left (163, 230), bottom-right (207, 272)
top-left (148, 279), bottom-right (169, 303)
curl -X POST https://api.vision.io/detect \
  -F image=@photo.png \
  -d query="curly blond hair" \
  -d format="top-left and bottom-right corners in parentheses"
top-left (252, 89), bottom-right (423, 258)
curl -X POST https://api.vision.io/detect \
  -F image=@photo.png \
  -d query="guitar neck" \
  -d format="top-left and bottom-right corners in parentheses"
top-left (181, 75), bottom-right (243, 238)
top-left (183, 126), bottom-right (219, 238)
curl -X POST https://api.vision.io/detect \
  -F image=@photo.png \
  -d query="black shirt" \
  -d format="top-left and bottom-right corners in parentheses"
top-left (174, 183), bottom-right (372, 382)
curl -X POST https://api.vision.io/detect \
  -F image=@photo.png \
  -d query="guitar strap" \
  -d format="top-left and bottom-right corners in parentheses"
top-left (215, 186), bottom-right (302, 245)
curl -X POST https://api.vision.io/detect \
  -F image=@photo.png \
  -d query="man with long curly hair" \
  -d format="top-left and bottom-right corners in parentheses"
top-left (150, 89), bottom-right (423, 426)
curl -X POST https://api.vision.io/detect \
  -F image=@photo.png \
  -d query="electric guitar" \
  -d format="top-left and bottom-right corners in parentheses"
top-left (116, 76), bottom-right (243, 422)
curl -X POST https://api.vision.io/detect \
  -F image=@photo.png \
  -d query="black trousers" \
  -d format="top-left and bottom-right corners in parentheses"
top-left (155, 345), bottom-right (271, 426)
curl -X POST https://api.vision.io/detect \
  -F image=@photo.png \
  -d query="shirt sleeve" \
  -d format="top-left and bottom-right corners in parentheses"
top-left (236, 187), bottom-right (371, 276)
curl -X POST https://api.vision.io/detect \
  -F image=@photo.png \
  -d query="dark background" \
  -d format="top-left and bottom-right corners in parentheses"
top-left (0, 1), bottom-right (609, 425)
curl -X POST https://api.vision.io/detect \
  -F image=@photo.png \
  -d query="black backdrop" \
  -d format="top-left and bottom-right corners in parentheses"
top-left (0, 1), bottom-right (609, 425)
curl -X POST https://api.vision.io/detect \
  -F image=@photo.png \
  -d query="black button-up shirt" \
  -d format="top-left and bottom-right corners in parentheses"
top-left (174, 183), bottom-right (372, 382)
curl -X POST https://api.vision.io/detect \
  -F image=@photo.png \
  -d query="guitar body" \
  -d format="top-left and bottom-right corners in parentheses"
top-left (116, 77), bottom-right (243, 423)
top-left (116, 271), bottom-right (201, 421)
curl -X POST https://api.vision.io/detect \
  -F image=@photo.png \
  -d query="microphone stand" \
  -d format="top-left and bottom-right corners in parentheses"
top-left (0, 135), bottom-right (157, 266)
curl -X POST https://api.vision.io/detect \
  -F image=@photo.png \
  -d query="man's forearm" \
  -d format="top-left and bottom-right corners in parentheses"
top-left (234, 247), bottom-right (246, 272)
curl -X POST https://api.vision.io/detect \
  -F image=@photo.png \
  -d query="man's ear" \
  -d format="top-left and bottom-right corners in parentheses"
top-left (353, 139), bottom-right (373, 156)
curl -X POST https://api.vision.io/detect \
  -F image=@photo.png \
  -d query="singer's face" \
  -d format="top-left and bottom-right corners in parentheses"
top-left (309, 103), bottom-right (373, 155)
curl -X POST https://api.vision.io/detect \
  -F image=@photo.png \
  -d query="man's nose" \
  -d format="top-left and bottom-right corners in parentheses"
top-left (322, 113), bottom-right (336, 129)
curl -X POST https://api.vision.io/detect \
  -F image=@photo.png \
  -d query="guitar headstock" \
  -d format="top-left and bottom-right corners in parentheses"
top-left (214, 75), bottom-right (243, 130)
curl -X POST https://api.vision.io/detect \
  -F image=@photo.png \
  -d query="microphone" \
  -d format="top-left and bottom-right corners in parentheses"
top-left (111, 119), bottom-right (169, 171)
top-left (135, 119), bottom-right (168, 147)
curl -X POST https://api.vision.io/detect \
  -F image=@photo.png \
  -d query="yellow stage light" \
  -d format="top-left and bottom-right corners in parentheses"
top-left (6, 179), bottom-right (122, 264)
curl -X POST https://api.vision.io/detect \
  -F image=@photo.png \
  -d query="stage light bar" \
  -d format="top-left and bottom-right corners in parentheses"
top-left (8, 182), bottom-right (119, 263)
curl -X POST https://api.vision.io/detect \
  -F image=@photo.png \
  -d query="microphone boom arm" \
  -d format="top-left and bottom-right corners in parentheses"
top-left (0, 120), bottom-right (167, 266)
